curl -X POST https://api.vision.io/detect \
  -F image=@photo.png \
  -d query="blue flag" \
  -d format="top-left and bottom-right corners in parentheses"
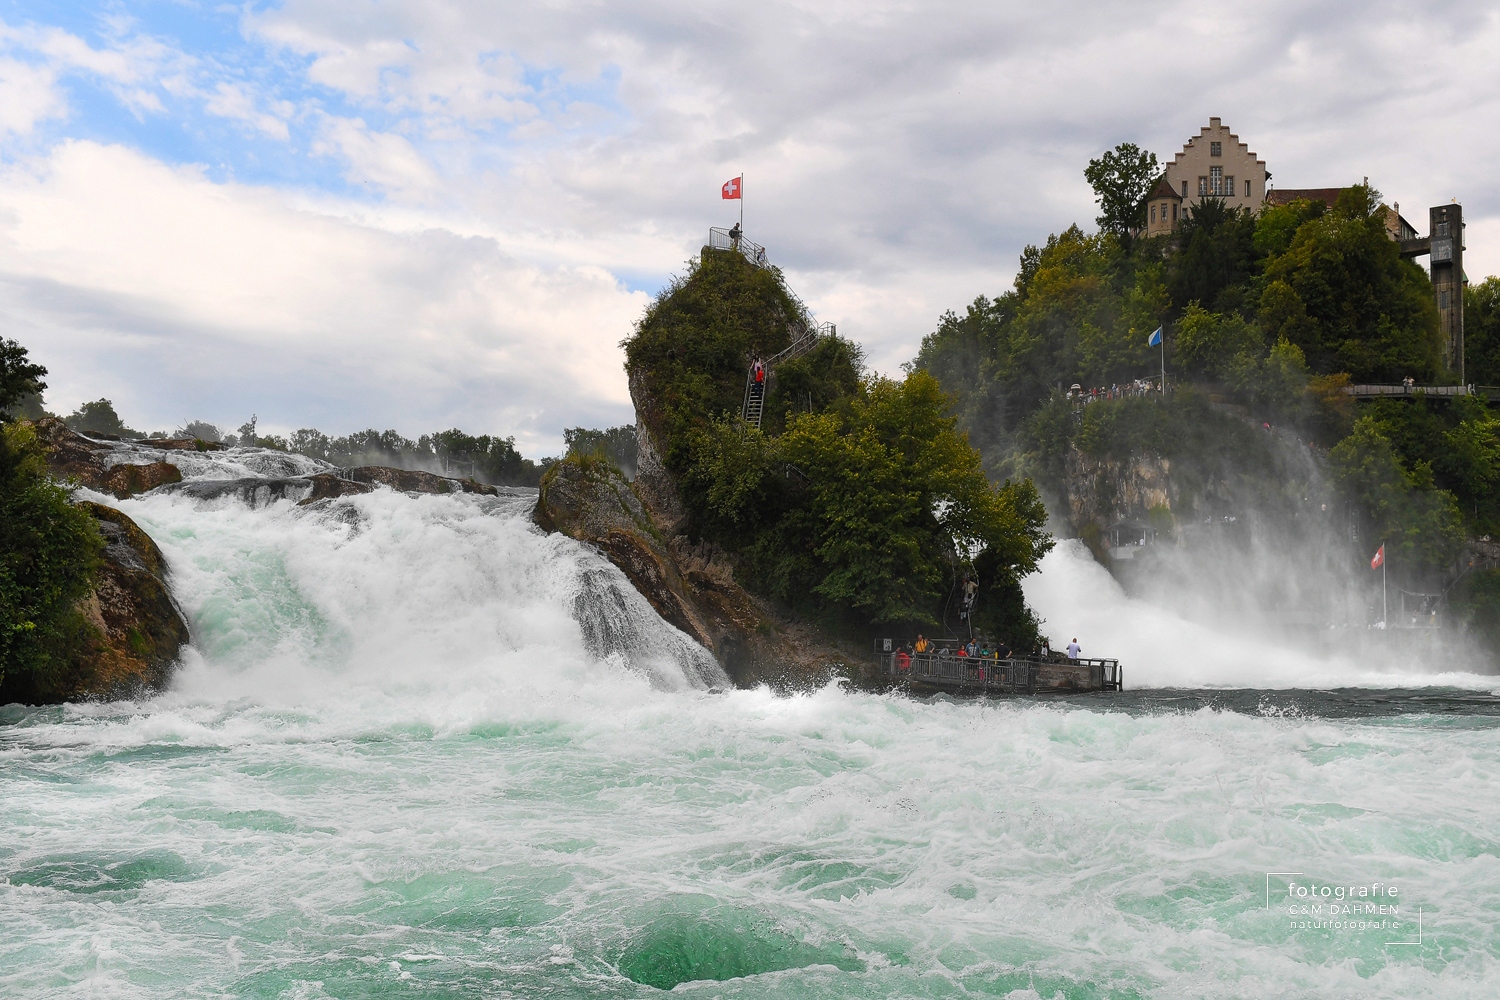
top-left (1148, 326), bottom-right (1162, 347)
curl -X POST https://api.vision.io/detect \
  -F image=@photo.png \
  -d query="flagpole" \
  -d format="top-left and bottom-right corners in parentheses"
top-left (1383, 558), bottom-right (1387, 628)
top-left (740, 174), bottom-right (744, 231)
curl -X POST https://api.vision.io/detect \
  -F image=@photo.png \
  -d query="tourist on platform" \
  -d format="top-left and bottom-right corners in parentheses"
top-left (1066, 637), bottom-right (1081, 661)
top-left (966, 639), bottom-right (978, 657)
top-left (914, 634), bottom-right (929, 654)
top-left (895, 648), bottom-right (910, 671)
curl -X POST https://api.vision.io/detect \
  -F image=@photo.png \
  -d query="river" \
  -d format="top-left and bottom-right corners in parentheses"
top-left (2, 448), bottom-right (1498, 998)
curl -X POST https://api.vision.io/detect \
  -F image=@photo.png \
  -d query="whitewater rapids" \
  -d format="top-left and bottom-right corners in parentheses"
top-left (2, 446), bottom-right (1499, 998)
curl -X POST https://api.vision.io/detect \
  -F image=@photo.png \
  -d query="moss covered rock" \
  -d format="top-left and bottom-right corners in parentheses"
top-left (68, 502), bottom-right (190, 700)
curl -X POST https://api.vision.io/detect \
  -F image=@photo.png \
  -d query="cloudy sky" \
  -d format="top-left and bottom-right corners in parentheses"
top-left (2, 1), bottom-right (1497, 454)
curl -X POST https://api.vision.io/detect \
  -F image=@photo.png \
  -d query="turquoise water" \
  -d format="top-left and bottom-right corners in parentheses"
top-left (3, 466), bottom-right (1500, 998)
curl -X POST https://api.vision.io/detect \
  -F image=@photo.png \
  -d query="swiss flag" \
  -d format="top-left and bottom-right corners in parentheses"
top-left (1371, 544), bottom-right (1385, 569)
top-left (721, 175), bottom-right (742, 199)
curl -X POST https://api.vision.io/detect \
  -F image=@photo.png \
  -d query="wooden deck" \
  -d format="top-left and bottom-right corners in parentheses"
top-left (879, 650), bottom-right (1123, 694)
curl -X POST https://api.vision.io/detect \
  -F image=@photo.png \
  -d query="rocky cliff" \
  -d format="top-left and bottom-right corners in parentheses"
top-left (65, 501), bottom-right (192, 699)
top-left (534, 444), bottom-right (861, 690)
top-left (30, 417), bottom-right (185, 498)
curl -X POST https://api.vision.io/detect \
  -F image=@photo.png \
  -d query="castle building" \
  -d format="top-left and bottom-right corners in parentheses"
top-left (1164, 118), bottom-right (1269, 213)
top-left (1144, 117), bottom-right (1268, 237)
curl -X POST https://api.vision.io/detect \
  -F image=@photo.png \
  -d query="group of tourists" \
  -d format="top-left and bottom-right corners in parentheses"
top-left (1067, 380), bottom-right (1162, 404)
top-left (892, 634), bottom-right (1085, 673)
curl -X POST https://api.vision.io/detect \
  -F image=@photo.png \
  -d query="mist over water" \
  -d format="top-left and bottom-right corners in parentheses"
top-left (1026, 540), bottom-right (1498, 688)
top-left (3, 448), bottom-right (1499, 997)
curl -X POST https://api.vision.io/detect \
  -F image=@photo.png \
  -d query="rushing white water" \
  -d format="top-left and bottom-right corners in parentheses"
top-left (3, 450), bottom-right (1500, 998)
top-left (1025, 540), bottom-right (1500, 689)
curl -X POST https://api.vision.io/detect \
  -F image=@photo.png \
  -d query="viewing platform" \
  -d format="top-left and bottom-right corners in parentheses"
top-left (876, 643), bottom-right (1123, 695)
top-left (1344, 384), bottom-right (1500, 402)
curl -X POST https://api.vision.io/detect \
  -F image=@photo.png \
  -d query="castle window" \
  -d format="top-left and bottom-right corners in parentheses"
top-left (1210, 141), bottom-right (1222, 157)
top-left (1225, 175), bottom-right (1234, 198)
top-left (1172, 203), bottom-right (1178, 222)
top-left (1151, 205), bottom-right (1156, 223)
top-left (1245, 179), bottom-right (1251, 197)
top-left (1182, 181), bottom-right (1188, 198)
top-left (1198, 176), bottom-right (1208, 196)
top-left (1210, 166), bottom-right (1223, 195)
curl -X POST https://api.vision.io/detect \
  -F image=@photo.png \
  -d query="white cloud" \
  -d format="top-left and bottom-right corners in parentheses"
top-left (238, 0), bottom-right (1500, 338)
top-left (204, 82), bottom-right (291, 141)
top-left (0, 57), bottom-right (65, 136)
top-left (0, 142), bottom-right (646, 452)
top-left (313, 116), bottom-right (443, 198)
top-left (4, 2), bottom-right (1500, 453)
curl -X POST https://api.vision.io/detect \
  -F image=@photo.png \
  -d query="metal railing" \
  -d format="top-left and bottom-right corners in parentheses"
top-left (708, 227), bottom-right (768, 268)
top-left (1344, 384), bottom-right (1500, 401)
top-left (876, 648), bottom-right (1123, 693)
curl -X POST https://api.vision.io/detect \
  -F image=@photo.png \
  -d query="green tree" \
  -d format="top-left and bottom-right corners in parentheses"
top-left (1168, 198), bottom-right (1257, 313)
top-left (1252, 197), bottom-right (1325, 259)
top-left (1173, 303), bottom-right (1264, 380)
top-left (1329, 416), bottom-right (1464, 571)
top-left (778, 372), bottom-right (1051, 626)
top-left (1, 409), bottom-right (103, 701)
top-left (65, 399), bottom-right (137, 437)
top-left (1084, 143), bottom-right (1159, 243)
top-left (1464, 277), bottom-right (1500, 387)
top-left (1260, 184), bottom-right (1442, 381)
top-left (1, 338), bottom-right (48, 414)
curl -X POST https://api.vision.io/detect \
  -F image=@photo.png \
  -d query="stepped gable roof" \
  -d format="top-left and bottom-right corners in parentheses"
top-left (1167, 116), bottom-right (1267, 176)
top-left (1147, 175), bottom-right (1180, 201)
top-left (1265, 187), bottom-right (1343, 209)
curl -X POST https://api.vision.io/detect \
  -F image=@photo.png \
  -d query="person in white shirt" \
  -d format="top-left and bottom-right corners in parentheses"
top-left (1066, 638), bottom-right (1081, 660)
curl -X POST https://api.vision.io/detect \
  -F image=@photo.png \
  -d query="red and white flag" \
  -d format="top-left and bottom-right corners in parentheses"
top-left (1371, 544), bottom-right (1385, 569)
top-left (721, 175), bottom-right (742, 199)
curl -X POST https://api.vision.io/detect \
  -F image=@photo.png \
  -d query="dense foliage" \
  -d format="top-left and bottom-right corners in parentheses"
top-left (626, 250), bottom-right (1052, 645)
top-left (916, 184), bottom-right (1442, 471)
top-left (913, 166), bottom-right (1479, 585)
top-left (0, 342), bottom-right (103, 700)
top-left (1465, 277), bottom-right (1500, 387)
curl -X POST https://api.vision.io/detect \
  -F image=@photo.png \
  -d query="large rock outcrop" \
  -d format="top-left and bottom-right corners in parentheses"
top-left (65, 502), bottom-right (191, 700)
top-left (28, 418), bottom-right (184, 498)
top-left (535, 453), bottom-right (858, 689)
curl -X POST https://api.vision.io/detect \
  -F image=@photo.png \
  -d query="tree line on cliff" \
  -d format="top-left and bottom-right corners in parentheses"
top-left (624, 248), bottom-right (1052, 647)
top-left (913, 147), bottom-right (1500, 639)
top-left (0, 339), bottom-right (103, 695)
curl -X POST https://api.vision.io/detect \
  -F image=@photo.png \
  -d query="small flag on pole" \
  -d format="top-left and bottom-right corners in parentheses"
top-left (1147, 327), bottom-right (1162, 347)
top-left (721, 176), bottom-right (742, 199)
top-left (1371, 544), bottom-right (1385, 569)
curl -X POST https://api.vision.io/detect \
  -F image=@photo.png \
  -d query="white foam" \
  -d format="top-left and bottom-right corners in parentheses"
top-left (1025, 540), bottom-right (1500, 689)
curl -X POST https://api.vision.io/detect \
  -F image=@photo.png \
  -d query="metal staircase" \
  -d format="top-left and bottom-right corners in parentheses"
top-left (739, 322), bottom-right (834, 430)
top-left (742, 373), bottom-right (766, 427)
top-left (707, 227), bottom-right (836, 431)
